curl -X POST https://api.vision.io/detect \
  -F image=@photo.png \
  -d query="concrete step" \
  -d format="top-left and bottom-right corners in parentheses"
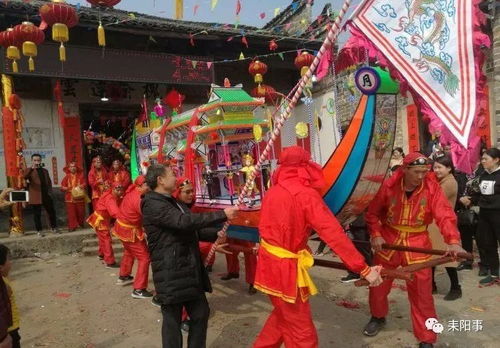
top-left (82, 245), bottom-right (124, 257)
top-left (82, 237), bottom-right (122, 248)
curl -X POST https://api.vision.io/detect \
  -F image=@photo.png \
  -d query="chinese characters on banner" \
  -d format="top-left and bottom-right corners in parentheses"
top-left (406, 104), bottom-right (420, 153)
top-left (63, 116), bottom-right (84, 170)
top-left (1, 107), bottom-right (17, 177)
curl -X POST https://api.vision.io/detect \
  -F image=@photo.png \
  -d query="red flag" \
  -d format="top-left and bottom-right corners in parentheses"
top-left (269, 39), bottom-right (278, 51)
top-left (236, 0), bottom-right (241, 15)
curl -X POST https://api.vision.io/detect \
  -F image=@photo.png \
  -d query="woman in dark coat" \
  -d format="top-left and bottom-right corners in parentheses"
top-left (141, 164), bottom-right (236, 348)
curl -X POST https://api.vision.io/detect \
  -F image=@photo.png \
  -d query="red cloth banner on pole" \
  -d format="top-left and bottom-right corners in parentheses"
top-left (63, 116), bottom-right (84, 168)
top-left (406, 104), bottom-right (420, 153)
top-left (2, 106), bottom-right (17, 177)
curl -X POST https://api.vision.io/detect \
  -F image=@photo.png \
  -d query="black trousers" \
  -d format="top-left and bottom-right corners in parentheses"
top-left (476, 209), bottom-right (500, 276)
top-left (161, 295), bottom-right (210, 348)
top-left (458, 222), bottom-right (488, 266)
top-left (32, 194), bottom-right (57, 232)
top-left (9, 328), bottom-right (21, 348)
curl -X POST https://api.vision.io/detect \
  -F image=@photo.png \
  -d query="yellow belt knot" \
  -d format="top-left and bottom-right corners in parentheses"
top-left (260, 238), bottom-right (318, 296)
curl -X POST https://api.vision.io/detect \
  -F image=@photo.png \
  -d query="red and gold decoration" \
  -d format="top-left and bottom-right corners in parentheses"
top-left (1, 75), bottom-right (26, 234)
top-left (248, 60), bottom-right (277, 105)
top-left (86, 0), bottom-right (122, 47)
top-left (251, 84), bottom-right (277, 105)
top-left (294, 51), bottom-right (314, 77)
top-left (0, 29), bottom-right (21, 73)
top-left (13, 22), bottom-right (45, 72)
top-left (248, 60), bottom-right (267, 85)
top-left (39, 0), bottom-right (79, 62)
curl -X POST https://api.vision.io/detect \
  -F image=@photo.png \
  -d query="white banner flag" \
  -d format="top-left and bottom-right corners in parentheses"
top-left (352, 0), bottom-right (476, 146)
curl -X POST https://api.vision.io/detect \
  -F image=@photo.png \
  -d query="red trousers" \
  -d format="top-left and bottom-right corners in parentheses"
top-left (66, 202), bottom-right (85, 230)
top-left (92, 198), bottom-right (99, 211)
top-left (370, 252), bottom-right (437, 344)
top-left (119, 240), bottom-right (150, 290)
top-left (254, 295), bottom-right (318, 348)
top-left (199, 241), bottom-right (215, 266)
top-left (225, 239), bottom-right (257, 284)
top-left (96, 228), bottom-right (115, 265)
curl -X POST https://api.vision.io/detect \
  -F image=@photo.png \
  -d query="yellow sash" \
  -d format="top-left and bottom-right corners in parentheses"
top-left (389, 224), bottom-right (426, 233)
top-left (260, 239), bottom-right (318, 296)
top-left (116, 219), bottom-right (139, 230)
top-left (87, 212), bottom-right (104, 229)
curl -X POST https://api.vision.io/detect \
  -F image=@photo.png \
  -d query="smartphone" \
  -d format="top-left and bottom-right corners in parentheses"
top-left (8, 191), bottom-right (29, 202)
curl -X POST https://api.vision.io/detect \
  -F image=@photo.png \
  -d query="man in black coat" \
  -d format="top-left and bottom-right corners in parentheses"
top-left (141, 164), bottom-right (237, 348)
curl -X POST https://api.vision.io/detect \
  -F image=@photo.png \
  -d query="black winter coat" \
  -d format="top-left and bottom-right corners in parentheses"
top-left (141, 191), bottom-right (227, 305)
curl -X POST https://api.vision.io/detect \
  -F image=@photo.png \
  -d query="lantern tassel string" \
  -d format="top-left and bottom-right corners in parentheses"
top-left (204, 0), bottom-right (353, 266)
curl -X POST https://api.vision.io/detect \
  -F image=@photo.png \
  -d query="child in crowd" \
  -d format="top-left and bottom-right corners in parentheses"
top-left (0, 244), bottom-right (20, 348)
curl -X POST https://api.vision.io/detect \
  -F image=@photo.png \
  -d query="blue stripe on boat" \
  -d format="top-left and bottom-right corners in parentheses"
top-left (323, 95), bottom-right (376, 214)
top-left (227, 225), bottom-right (260, 243)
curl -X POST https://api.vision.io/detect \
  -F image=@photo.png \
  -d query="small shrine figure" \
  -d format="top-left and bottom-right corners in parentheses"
top-left (202, 164), bottom-right (216, 205)
top-left (239, 154), bottom-right (259, 207)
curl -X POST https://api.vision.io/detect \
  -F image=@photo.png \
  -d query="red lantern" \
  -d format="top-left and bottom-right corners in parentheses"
top-left (39, 0), bottom-right (79, 62)
top-left (294, 51), bottom-right (314, 77)
top-left (251, 84), bottom-right (277, 104)
top-left (13, 22), bottom-right (45, 72)
top-left (86, 0), bottom-right (122, 47)
top-left (0, 29), bottom-right (21, 73)
top-left (248, 60), bottom-right (268, 85)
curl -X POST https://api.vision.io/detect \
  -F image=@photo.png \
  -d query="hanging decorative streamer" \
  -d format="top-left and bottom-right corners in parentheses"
top-left (236, 0), bottom-right (241, 16)
top-left (204, 0), bottom-right (355, 266)
top-left (211, 0), bottom-right (218, 11)
top-left (239, 52), bottom-right (245, 60)
top-left (241, 36), bottom-right (248, 48)
top-left (174, 0), bottom-right (183, 20)
top-left (274, 8), bottom-right (280, 17)
top-left (191, 60), bottom-right (198, 69)
top-left (193, 4), bottom-right (199, 16)
top-left (260, 12), bottom-right (266, 19)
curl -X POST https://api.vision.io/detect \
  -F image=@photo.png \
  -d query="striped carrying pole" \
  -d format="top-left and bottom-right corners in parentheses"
top-left (205, 0), bottom-right (354, 265)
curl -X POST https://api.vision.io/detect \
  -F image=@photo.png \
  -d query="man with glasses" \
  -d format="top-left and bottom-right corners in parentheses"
top-left (363, 152), bottom-right (465, 348)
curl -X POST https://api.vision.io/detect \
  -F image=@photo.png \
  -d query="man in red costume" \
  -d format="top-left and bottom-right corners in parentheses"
top-left (88, 156), bottom-right (109, 210)
top-left (108, 159), bottom-right (131, 189)
top-left (86, 182), bottom-right (123, 268)
top-left (61, 161), bottom-right (87, 232)
top-left (253, 146), bottom-right (382, 348)
top-left (113, 175), bottom-right (153, 299)
top-left (221, 238), bottom-right (257, 294)
top-left (363, 152), bottom-right (464, 348)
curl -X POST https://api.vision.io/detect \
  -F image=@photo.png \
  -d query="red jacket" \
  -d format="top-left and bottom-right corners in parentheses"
top-left (113, 187), bottom-right (145, 242)
top-left (61, 173), bottom-right (86, 203)
top-left (86, 191), bottom-right (121, 231)
top-left (365, 171), bottom-right (461, 264)
top-left (88, 167), bottom-right (109, 200)
top-left (255, 176), bottom-right (369, 304)
top-left (108, 169), bottom-right (131, 189)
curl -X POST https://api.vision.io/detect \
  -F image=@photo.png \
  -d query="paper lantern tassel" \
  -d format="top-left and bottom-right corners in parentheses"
top-left (98, 22), bottom-right (106, 47)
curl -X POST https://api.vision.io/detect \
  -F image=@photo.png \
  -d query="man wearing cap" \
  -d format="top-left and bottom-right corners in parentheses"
top-left (363, 152), bottom-right (464, 348)
top-left (253, 146), bottom-right (383, 348)
top-left (61, 161), bottom-right (87, 232)
top-left (113, 175), bottom-right (152, 299)
top-left (108, 159), bottom-right (131, 190)
top-left (87, 182), bottom-right (124, 268)
top-left (88, 156), bottom-right (109, 210)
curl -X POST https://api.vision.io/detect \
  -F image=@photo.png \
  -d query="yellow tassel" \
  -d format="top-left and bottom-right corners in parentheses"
top-left (28, 57), bottom-right (35, 72)
top-left (59, 43), bottom-right (66, 62)
top-left (98, 22), bottom-right (106, 47)
top-left (12, 61), bottom-right (18, 73)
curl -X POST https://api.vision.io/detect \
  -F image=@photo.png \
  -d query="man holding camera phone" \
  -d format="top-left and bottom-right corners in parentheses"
top-left (24, 154), bottom-right (58, 236)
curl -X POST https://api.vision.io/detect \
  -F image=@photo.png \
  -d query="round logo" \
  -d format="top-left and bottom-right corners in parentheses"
top-left (355, 67), bottom-right (380, 95)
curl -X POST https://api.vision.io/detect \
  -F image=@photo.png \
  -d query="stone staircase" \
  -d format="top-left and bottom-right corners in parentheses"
top-left (82, 234), bottom-right (124, 259)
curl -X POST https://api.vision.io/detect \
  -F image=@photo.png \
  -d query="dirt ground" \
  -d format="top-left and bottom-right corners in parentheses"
top-left (8, 242), bottom-right (500, 348)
